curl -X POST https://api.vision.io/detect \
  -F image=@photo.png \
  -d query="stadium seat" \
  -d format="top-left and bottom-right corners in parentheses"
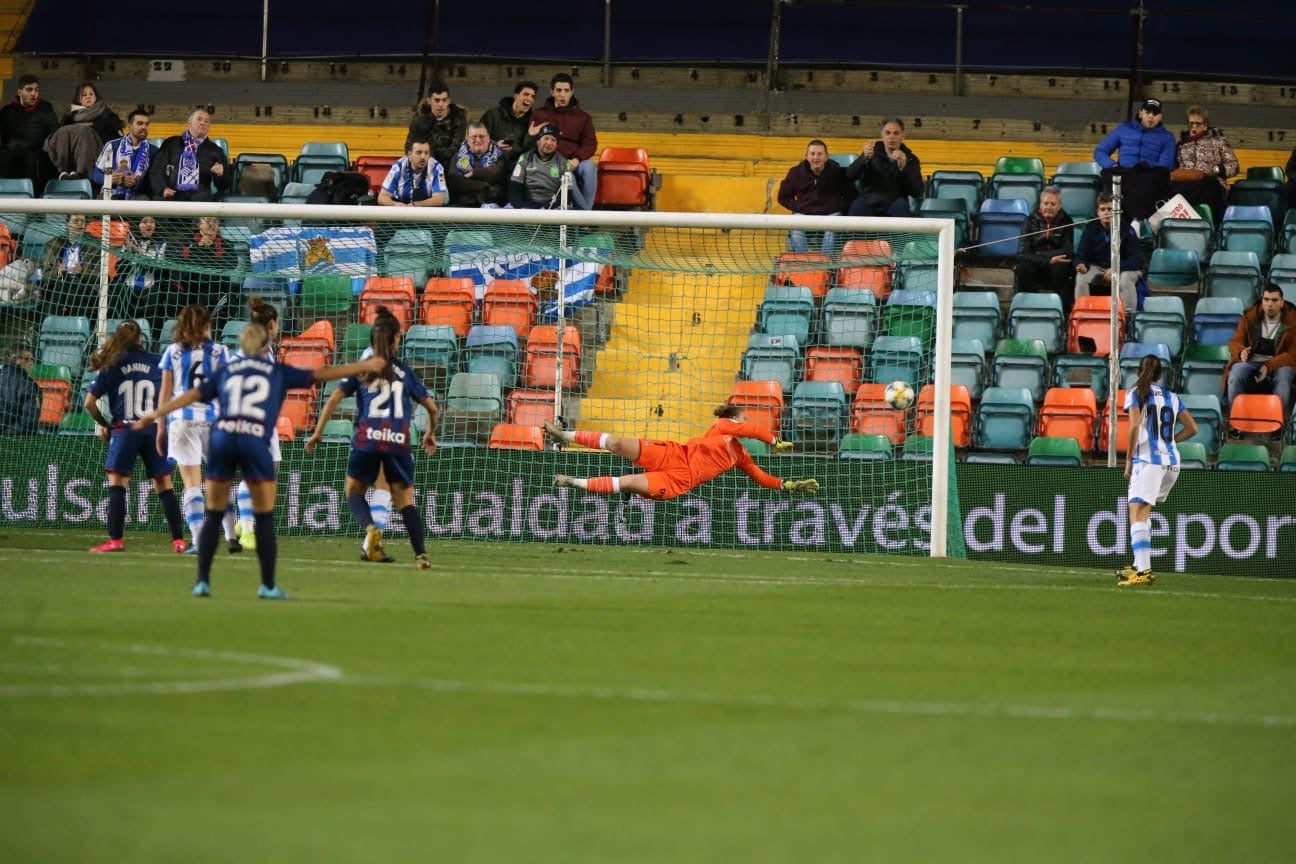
top-left (851, 382), bottom-right (906, 443)
top-left (1157, 218), bottom-right (1213, 260)
top-left (339, 323), bottom-right (372, 362)
top-left (1283, 210), bottom-right (1296, 253)
top-left (280, 385), bottom-right (317, 435)
top-left (914, 384), bottom-right (972, 447)
top-left (835, 263), bottom-right (892, 302)
top-left (741, 333), bottom-right (800, 394)
top-left (442, 372), bottom-right (503, 445)
top-left (219, 319), bottom-right (247, 351)
top-left (820, 287), bottom-right (877, 350)
top-left (482, 279), bottom-right (537, 340)
top-left (1178, 441), bottom-right (1209, 470)
top-left (1066, 295), bottom-right (1125, 356)
top-left (757, 283), bottom-right (816, 343)
top-left (42, 177), bottom-right (92, 200)
top-left (1038, 386), bottom-right (1098, 452)
top-left (359, 275), bottom-right (417, 331)
top-left (1145, 248), bottom-right (1201, 294)
top-left (1096, 390), bottom-right (1130, 454)
top-left (402, 324), bottom-right (459, 391)
top-left (918, 198), bottom-right (970, 248)
top-left (1247, 166), bottom-right (1285, 183)
top-left (975, 198), bottom-right (1031, 258)
top-left (1214, 442), bottom-right (1271, 471)
top-left (241, 275), bottom-right (293, 333)
top-left (951, 291), bottom-right (1001, 348)
top-left (973, 386), bottom-right (1036, 451)
top-left (1279, 445), bottom-right (1296, 473)
top-left (994, 156), bottom-right (1045, 177)
top-left (900, 435), bottom-right (935, 461)
top-left (963, 451), bottom-right (1022, 465)
top-left (293, 155), bottom-right (348, 186)
top-left (354, 155), bottom-right (399, 195)
top-left (278, 334), bottom-right (331, 371)
top-left (988, 172), bottom-right (1044, 211)
top-left (1189, 296), bottom-right (1245, 347)
top-left (1178, 343), bottom-right (1231, 400)
top-left (1227, 394), bottom-right (1285, 438)
top-left (1179, 394), bottom-right (1224, 454)
top-left (299, 274), bottom-right (355, 319)
top-left (788, 380), bottom-right (848, 449)
top-left (729, 379), bottom-right (785, 435)
top-left (839, 238), bottom-right (893, 262)
top-left (1202, 250), bottom-right (1262, 305)
top-left (593, 147), bottom-right (659, 210)
top-left (103, 317), bottom-right (153, 351)
top-left (318, 379), bottom-right (357, 420)
top-left (489, 422), bottom-right (546, 451)
top-left (881, 289), bottom-right (937, 346)
top-left (837, 433), bottom-right (893, 460)
top-left (868, 335), bottom-right (925, 385)
top-left (1026, 435), bottom-right (1084, 466)
top-left (37, 315), bottom-right (91, 376)
top-left (159, 318), bottom-right (178, 346)
top-left (950, 338), bottom-right (987, 400)
top-left (298, 141), bottom-right (350, 163)
top-left (0, 177), bottom-right (34, 198)
top-left (319, 419), bottom-right (354, 445)
top-left (233, 153), bottom-right (289, 197)
top-left (1051, 162), bottom-right (1102, 220)
top-left (1132, 296), bottom-right (1187, 358)
top-left (773, 252), bottom-right (832, 299)
top-left (57, 411), bottom-right (97, 436)
top-left (1051, 353), bottom-right (1110, 406)
top-left (1269, 253), bottom-right (1296, 304)
top-left (991, 338), bottom-right (1050, 402)
top-left (463, 325), bottom-right (520, 390)
top-left (1219, 206), bottom-right (1274, 263)
top-left (805, 346), bottom-right (863, 390)
top-left (1117, 342), bottom-right (1174, 389)
top-left (1007, 292), bottom-right (1065, 354)
top-left (893, 257), bottom-right (939, 294)
top-left (926, 170), bottom-right (984, 217)
top-left (381, 228), bottom-right (437, 286)
top-left (32, 364), bottom-right (72, 427)
top-left (420, 276), bottom-right (476, 338)
top-left (1228, 178), bottom-right (1286, 228)
top-left (506, 389), bottom-right (558, 427)
top-left (523, 325), bottom-right (582, 391)
top-left (279, 181), bottom-right (315, 204)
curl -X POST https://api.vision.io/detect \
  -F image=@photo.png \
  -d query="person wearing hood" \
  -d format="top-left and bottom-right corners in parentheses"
top-left (1170, 105), bottom-right (1239, 225)
top-left (407, 82), bottom-right (468, 171)
top-left (43, 80), bottom-right (123, 180)
top-left (0, 75), bottom-right (58, 191)
top-left (529, 73), bottom-right (598, 209)
top-left (1093, 98), bottom-right (1176, 223)
top-left (480, 80), bottom-right (537, 167)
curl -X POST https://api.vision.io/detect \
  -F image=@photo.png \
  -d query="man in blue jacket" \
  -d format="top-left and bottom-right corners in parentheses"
top-left (1074, 193), bottom-right (1143, 313)
top-left (1093, 98), bottom-right (1176, 222)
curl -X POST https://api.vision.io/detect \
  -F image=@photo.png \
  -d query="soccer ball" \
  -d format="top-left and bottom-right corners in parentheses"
top-left (884, 380), bottom-right (915, 411)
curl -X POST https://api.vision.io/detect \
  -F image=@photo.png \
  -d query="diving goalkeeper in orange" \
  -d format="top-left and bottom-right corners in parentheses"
top-left (541, 405), bottom-right (821, 500)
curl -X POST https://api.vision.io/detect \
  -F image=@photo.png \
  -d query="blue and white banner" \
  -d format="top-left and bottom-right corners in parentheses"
top-left (447, 243), bottom-right (602, 316)
top-left (539, 260), bottom-right (600, 322)
top-left (250, 226), bottom-right (377, 294)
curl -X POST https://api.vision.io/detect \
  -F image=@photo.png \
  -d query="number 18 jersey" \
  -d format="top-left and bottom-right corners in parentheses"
top-left (1123, 384), bottom-right (1184, 466)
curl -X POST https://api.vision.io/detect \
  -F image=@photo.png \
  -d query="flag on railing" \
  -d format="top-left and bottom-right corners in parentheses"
top-left (249, 226), bottom-right (377, 293)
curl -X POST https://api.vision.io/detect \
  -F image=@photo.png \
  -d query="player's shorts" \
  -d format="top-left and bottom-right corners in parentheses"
top-left (1127, 461), bottom-right (1180, 506)
top-left (347, 448), bottom-right (415, 488)
top-left (634, 438), bottom-right (693, 501)
top-left (208, 430), bottom-right (276, 483)
top-left (105, 426), bottom-right (171, 479)
top-left (167, 418), bottom-right (211, 466)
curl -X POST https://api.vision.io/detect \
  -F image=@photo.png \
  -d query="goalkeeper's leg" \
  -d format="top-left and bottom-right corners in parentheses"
top-left (553, 474), bottom-right (650, 496)
top-left (542, 421), bottom-right (642, 460)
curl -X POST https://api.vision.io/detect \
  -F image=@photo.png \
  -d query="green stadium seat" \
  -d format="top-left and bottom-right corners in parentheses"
top-left (320, 419), bottom-right (354, 444)
top-left (1178, 441), bottom-right (1209, 469)
top-left (464, 324), bottom-right (520, 390)
top-left (838, 433), bottom-right (893, 460)
top-left (1214, 442), bottom-right (1271, 471)
top-left (994, 156), bottom-right (1045, 177)
top-left (900, 434), bottom-right (935, 461)
top-left (1271, 253), bottom-right (1296, 304)
top-left (57, 411), bottom-right (98, 436)
top-left (991, 338), bottom-right (1050, 402)
top-left (42, 177), bottom-right (93, 199)
top-left (1278, 445), bottom-right (1296, 473)
top-left (340, 322), bottom-right (373, 363)
top-left (1026, 435), bottom-right (1083, 466)
top-left (299, 274), bottom-right (355, 318)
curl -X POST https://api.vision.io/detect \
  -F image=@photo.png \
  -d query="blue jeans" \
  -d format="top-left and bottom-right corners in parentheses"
top-left (787, 212), bottom-right (841, 255)
top-left (1226, 361), bottom-right (1295, 414)
top-left (569, 160), bottom-right (598, 210)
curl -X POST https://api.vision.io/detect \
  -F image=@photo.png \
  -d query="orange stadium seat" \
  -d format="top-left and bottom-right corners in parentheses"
top-left (523, 325), bottom-right (581, 391)
top-left (359, 276), bottom-right (417, 331)
top-left (593, 147), bottom-right (657, 210)
top-left (1067, 295), bottom-right (1125, 356)
top-left (482, 279), bottom-right (537, 340)
top-left (421, 277), bottom-right (477, 337)
top-left (836, 263), bottom-right (892, 301)
top-left (280, 385), bottom-right (318, 433)
top-left (488, 422), bottom-right (546, 451)
top-left (805, 346), bottom-right (863, 390)
top-left (354, 155), bottom-right (399, 195)
top-left (851, 382), bottom-right (906, 443)
top-left (35, 376), bottom-right (71, 427)
top-left (914, 384), bottom-right (972, 447)
top-left (275, 416), bottom-right (295, 441)
top-left (840, 239), bottom-right (893, 262)
top-left (87, 219), bottom-right (128, 279)
top-left (506, 389), bottom-right (558, 427)
top-left (773, 252), bottom-right (832, 299)
top-left (1039, 387), bottom-right (1098, 451)
top-left (728, 379), bottom-right (785, 435)
top-left (1097, 390), bottom-right (1130, 453)
top-left (295, 318), bottom-right (336, 354)
top-left (278, 336), bottom-right (330, 371)
top-left (1228, 394), bottom-right (1284, 437)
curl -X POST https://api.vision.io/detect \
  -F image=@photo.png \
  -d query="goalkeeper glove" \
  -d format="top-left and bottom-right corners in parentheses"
top-left (771, 438), bottom-right (795, 453)
top-left (782, 478), bottom-right (820, 494)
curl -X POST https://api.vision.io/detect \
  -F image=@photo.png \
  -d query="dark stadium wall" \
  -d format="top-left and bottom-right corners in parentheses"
top-left (16, 0), bottom-right (1296, 79)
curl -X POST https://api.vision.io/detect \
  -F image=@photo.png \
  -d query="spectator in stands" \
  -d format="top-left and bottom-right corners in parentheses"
top-left (0, 74), bottom-right (58, 191)
top-left (92, 108), bottom-right (155, 200)
top-left (777, 139), bottom-right (855, 254)
top-left (1225, 284), bottom-right (1296, 416)
top-left (529, 73), bottom-right (597, 210)
top-left (1093, 98), bottom-right (1175, 225)
top-left (0, 344), bottom-right (40, 435)
top-left (446, 121), bottom-right (508, 207)
top-left (43, 81), bottom-right (123, 180)
top-left (1284, 145), bottom-right (1296, 211)
top-left (508, 124), bottom-right (572, 209)
top-left (1074, 193), bottom-right (1143, 312)
top-left (148, 108), bottom-right (230, 203)
top-left (121, 215), bottom-right (170, 331)
top-left (170, 216), bottom-right (234, 322)
top-left (1015, 185), bottom-right (1075, 310)
top-left (377, 135), bottom-right (447, 207)
top-left (407, 81), bottom-right (467, 173)
top-left (480, 80), bottom-right (537, 166)
top-left (845, 117), bottom-right (924, 217)
top-left (1170, 105), bottom-right (1238, 225)
top-left (38, 213), bottom-right (101, 317)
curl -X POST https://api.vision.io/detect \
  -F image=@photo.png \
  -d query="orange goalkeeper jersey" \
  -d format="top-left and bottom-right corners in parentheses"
top-left (636, 418), bottom-right (783, 500)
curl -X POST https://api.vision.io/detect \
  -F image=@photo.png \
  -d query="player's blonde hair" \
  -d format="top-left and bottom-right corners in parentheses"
top-left (174, 304), bottom-right (212, 349)
top-left (239, 322), bottom-right (270, 358)
top-left (89, 319), bottom-right (143, 370)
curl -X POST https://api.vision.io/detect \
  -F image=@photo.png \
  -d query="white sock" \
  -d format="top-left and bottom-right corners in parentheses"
top-left (371, 489), bottom-right (391, 530)
top-left (223, 507), bottom-right (238, 541)
top-left (1131, 520), bottom-right (1152, 571)
top-left (237, 481), bottom-right (254, 532)
top-left (183, 488), bottom-right (204, 540)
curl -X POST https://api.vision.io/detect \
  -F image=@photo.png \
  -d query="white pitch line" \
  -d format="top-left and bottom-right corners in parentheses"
top-left (1, 636), bottom-right (341, 697)
top-left (340, 673), bottom-right (1296, 731)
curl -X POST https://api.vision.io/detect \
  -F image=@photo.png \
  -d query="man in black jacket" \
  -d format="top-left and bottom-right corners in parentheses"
top-left (846, 117), bottom-right (924, 217)
top-left (1015, 185), bottom-right (1076, 311)
top-left (480, 81), bottom-right (537, 168)
top-left (148, 108), bottom-right (229, 203)
top-left (0, 75), bottom-right (58, 191)
top-left (0, 345), bottom-right (40, 435)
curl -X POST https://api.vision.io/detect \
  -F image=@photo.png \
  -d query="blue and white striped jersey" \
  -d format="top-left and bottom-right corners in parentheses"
top-left (1123, 384), bottom-right (1184, 466)
top-left (159, 340), bottom-right (229, 422)
top-left (380, 156), bottom-right (446, 204)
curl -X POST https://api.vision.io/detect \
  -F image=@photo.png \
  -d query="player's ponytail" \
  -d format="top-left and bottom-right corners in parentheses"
top-left (239, 322), bottom-right (270, 358)
top-left (174, 303), bottom-right (212, 349)
top-left (247, 296), bottom-right (278, 330)
top-left (714, 403), bottom-right (743, 419)
top-left (89, 319), bottom-right (144, 370)
top-left (1134, 355), bottom-right (1161, 407)
top-left (364, 308), bottom-right (399, 384)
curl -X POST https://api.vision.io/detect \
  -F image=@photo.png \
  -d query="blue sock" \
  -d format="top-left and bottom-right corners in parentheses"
top-left (253, 512), bottom-right (278, 589)
top-left (197, 508), bottom-right (224, 584)
top-left (183, 488), bottom-right (205, 540)
top-left (401, 504), bottom-right (426, 556)
top-left (348, 493), bottom-right (373, 530)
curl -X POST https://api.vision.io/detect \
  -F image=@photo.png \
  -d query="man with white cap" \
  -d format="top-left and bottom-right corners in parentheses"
top-left (507, 124), bottom-right (572, 209)
top-left (1093, 98), bottom-right (1177, 223)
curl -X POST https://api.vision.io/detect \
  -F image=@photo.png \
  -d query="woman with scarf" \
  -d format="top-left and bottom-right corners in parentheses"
top-left (147, 108), bottom-right (230, 205)
top-left (1169, 105), bottom-right (1239, 225)
top-left (43, 81), bottom-right (123, 180)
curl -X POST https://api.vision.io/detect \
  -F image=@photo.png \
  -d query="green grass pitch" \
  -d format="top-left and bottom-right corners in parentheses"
top-left (2, 529), bottom-right (1294, 863)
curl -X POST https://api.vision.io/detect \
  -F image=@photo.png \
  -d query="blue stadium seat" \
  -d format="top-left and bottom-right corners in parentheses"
top-left (820, 287), bottom-right (876, 350)
top-left (788, 380), bottom-right (848, 449)
top-left (950, 337), bottom-right (987, 400)
top-left (991, 338), bottom-right (1050, 402)
top-left (952, 291), bottom-right (1001, 348)
top-left (1179, 394), bottom-right (1223, 455)
top-left (741, 333), bottom-right (801, 393)
top-left (1190, 296), bottom-right (1245, 347)
top-left (1157, 218), bottom-right (1213, 259)
top-left (1007, 292), bottom-right (1065, 354)
top-left (1228, 178), bottom-right (1285, 228)
top-left (1132, 295), bottom-right (1186, 358)
top-left (1203, 250), bottom-right (1262, 305)
top-left (868, 335), bottom-right (925, 385)
top-left (1117, 342), bottom-right (1174, 389)
top-left (757, 284), bottom-right (816, 344)
top-left (974, 386), bottom-right (1036, 451)
top-left (463, 325), bottom-right (519, 390)
top-left (975, 198), bottom-right (1030, 257)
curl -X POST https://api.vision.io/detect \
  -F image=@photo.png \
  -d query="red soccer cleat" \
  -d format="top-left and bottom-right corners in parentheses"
top-left (173, 539), bottom-right (189, 554)
top-left (90, 539), bottom-right (125, 553)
